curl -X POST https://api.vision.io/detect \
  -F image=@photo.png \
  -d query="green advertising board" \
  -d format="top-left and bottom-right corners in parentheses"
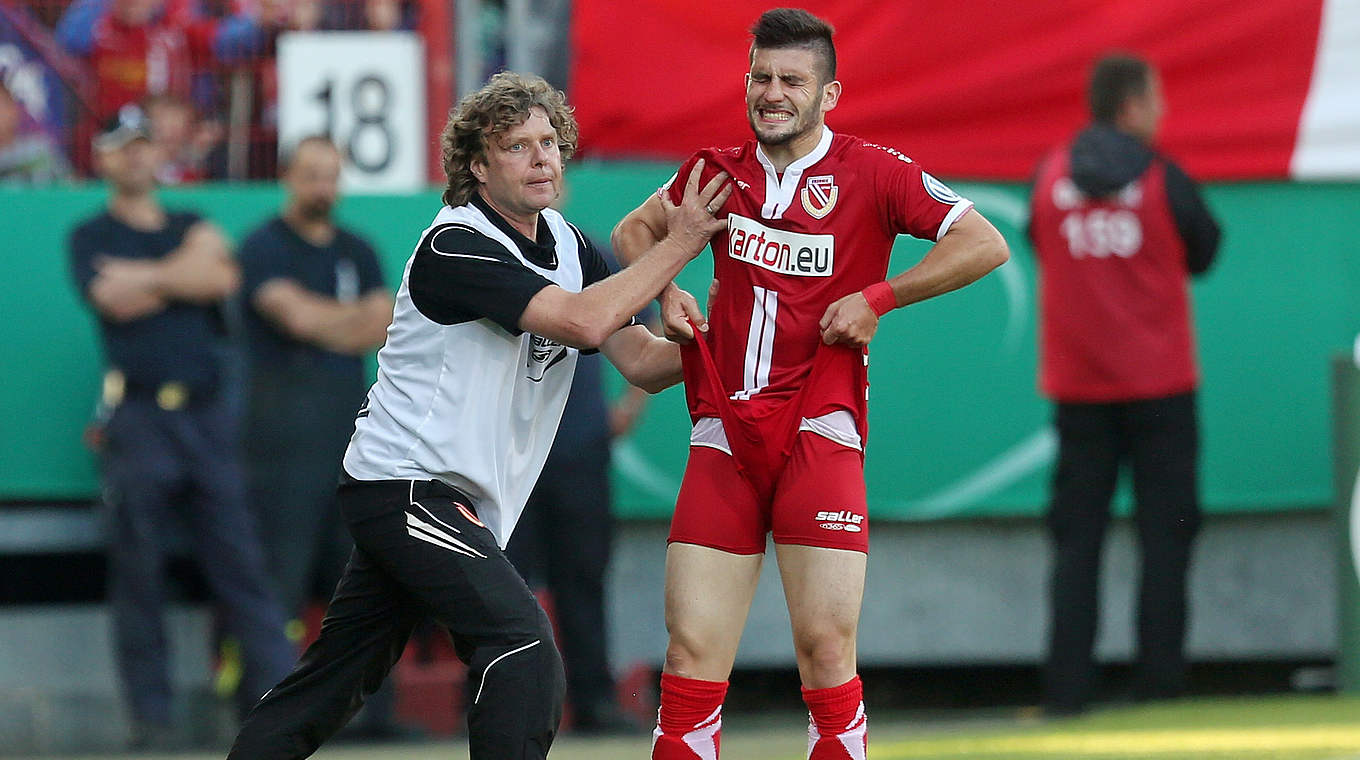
top-left (1, 171), bottom-right (1357, 521)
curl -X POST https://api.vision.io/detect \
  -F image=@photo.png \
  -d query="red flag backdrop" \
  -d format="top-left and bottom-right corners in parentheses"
top-left (569, 0), bottom-right (1330, 180)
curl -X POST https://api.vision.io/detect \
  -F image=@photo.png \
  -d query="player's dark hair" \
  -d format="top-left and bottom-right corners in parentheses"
top-left (280, 134), bottom-right (340, 173)
top-left (440, 71), bottom-right (578, 208)
top-left (750, 8), bottom-right (836, 82)
top-left (1089, 54), bottom-right (1152, 124)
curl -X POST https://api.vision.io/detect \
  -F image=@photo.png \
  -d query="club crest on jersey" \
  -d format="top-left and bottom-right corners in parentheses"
top-left (527, 334), bottom-right (569, 382)
top-left (800, 174), bottom-right (838, 219)
top-left (922, 172), bottom-right (962, 205)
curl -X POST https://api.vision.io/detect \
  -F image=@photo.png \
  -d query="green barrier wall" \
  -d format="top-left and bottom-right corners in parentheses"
top-left (2, 170), bottom-right (1357, 520)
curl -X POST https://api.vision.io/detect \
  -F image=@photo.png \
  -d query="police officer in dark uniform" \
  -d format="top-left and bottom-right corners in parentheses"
top-left (237, 135), bottom-right (392, 622)
top-left (68, 106), bottom-right (295, 749)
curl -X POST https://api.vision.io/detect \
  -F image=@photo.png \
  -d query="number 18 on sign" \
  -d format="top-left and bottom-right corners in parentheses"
top-left (278, 32), bottom-right (427, 193)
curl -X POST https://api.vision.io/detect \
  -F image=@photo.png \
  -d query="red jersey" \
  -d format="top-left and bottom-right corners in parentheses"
top-left (1030, 146), bottom-right (1198, 402)
top-left (664, 128), bottom-right (974, 432)
top-left (90, 11), bottom-right (214, 120)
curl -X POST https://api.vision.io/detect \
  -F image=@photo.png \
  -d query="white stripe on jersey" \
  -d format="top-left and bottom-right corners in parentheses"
top-left (736, 285), bottom-right (777, 400)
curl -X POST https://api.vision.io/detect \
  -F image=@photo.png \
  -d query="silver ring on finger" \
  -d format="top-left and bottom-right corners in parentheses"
top-left (705, 204), bottom-right (717, 215)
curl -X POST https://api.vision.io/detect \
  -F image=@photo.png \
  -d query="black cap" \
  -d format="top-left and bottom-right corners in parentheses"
top-left (93, 104), bottom-right (151, 151)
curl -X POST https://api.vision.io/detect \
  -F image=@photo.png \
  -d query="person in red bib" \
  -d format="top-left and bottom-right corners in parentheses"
top-left (1028, 53), bottom-right (1221, 716)
top-left (612, 9), bottom-right (1009, 759)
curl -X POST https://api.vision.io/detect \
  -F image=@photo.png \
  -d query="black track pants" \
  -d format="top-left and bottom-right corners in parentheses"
top-left (228, 478), bottom-right (566, 759)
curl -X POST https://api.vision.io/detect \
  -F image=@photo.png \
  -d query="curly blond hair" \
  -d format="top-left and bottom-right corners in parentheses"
top-left (440, 72), bottom-right (579, 207)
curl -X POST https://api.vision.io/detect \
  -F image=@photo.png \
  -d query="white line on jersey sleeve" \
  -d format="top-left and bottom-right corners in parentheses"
top-left (935, 199), bottom-right (975, 242)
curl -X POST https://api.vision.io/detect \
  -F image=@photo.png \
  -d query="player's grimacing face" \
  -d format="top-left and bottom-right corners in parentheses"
top-left (473, 107), bottom-right (563, 220)
top-left (746, 47), bottom-right (833, 146)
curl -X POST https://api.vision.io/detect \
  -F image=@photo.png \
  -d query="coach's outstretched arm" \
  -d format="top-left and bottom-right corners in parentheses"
top-left (599, 323), bottom-right (686, 394)
top-left (520, 161), bottom-right (730, 349)
top-left (820, 208), bottom-right (1010, 347)
top-left (611, 188), bottom-right (710, 343)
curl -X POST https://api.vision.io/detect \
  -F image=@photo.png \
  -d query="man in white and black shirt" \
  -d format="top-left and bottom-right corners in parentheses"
top-left (228, 72), bottom-right (732, 760)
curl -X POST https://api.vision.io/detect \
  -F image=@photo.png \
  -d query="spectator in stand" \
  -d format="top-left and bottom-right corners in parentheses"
top-left (361, 0), bottom-right (413, 30)
top-left (0, 77), bottom-right (73, 183)
top-left (144, 93), bottom-right (225, 183)
top-left (204, 0), bottom-right (324, 179)
top-left (59, 0), bottom-right (205, 121)
top-left (323, 0), bottom-right (416, 31)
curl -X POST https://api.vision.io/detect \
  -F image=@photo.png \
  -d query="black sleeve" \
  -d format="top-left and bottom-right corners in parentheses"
top-left (563, 224), bottom-right (638, 354)
top-left (67, 220), bottom-right (99, 298)
top-left (352, 235), bottom-right (387, 292)
top-left (407, 223), bottom-right (554, 333)
top-left (170, 210), bottom-right (203, 236)
top-left (569, 223), bottom-right (614, 288)
top-left (1163, 160), bottom-right (1221, 276)
top-left (237, 226), bottom-right (285, 306)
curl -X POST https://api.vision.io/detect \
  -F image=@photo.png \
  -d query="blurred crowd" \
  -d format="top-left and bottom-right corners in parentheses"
top-left (2, 0), bottom-right (419, 182)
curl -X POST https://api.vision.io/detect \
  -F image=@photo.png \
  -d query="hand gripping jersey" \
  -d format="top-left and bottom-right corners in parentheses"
top-left (343, 203), bottom-right (596, 548)
top-left (664, 127), bottom-right (974, 496)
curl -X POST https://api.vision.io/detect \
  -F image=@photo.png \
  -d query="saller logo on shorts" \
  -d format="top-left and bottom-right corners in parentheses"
top-left (816, 510), bottom-right (864, 532)
top-left (727, 214), bottom-right (834, 277)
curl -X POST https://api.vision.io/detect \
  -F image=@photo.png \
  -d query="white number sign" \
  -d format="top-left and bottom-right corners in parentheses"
top-left (278, 32), bottom-right (427, 193)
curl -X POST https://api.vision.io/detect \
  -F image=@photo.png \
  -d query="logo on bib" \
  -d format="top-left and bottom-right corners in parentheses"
top-left (527, 334), bottom-right (569, 382)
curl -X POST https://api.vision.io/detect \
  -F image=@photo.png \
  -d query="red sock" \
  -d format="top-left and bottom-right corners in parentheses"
top-left (802, 675), bottom-right (866, 760)
top-left (652, 672), bottom-right (728, 760)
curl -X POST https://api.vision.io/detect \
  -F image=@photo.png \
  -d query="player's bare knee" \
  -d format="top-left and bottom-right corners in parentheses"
top-left (793, 629), bottom-right (856, 677)
top-left (663, 639), bottom-right (702, 677)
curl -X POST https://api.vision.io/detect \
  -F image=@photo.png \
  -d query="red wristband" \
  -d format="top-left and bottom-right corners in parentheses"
top-left (861, 281), bottom-right (896, 316)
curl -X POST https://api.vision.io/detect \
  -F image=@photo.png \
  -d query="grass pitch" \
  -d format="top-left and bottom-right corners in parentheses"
top-left (25, 694), bottom-right (1360, 760)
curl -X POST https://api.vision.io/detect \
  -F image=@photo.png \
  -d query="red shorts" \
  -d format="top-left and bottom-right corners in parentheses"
top-left (668, 431), bottom-right (868, 554)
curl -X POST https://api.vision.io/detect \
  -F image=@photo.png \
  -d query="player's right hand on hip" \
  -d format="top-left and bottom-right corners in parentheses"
top-left (660, 158), bottom-right (732, 255)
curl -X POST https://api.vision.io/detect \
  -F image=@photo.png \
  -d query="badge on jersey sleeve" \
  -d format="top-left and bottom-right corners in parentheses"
top-left (922, 172), bottom-right (962, 205)
top-left (800, 175), bottom-right (839, 219)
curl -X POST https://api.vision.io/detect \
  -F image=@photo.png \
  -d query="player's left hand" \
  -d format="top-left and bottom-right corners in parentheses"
top-left (659, 283), bottom-right (707, 343)
top-left (819, 292), bottom-right (880, 347)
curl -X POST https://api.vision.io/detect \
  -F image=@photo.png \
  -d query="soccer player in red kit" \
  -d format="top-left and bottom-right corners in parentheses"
top-left (612, 8), bottom-right (1009, 760)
